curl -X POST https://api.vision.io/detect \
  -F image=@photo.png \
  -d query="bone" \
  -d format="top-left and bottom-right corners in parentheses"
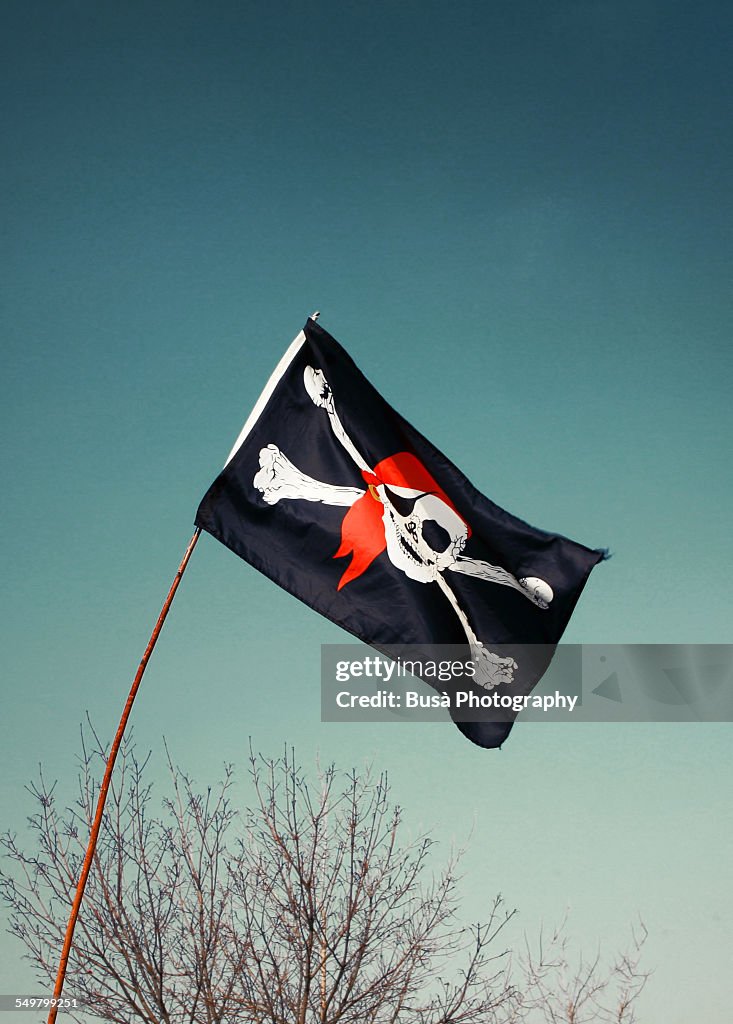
top-left (303, 365), bottom-right (335, 411)
top-left (254, 444), bottom-right (363, 507)
top-left (435, 573), bottom-right (518, 689)
top-left (448, 556), bottom-right (553, 609)
top-left (303, 366), bottom-right (373, 474)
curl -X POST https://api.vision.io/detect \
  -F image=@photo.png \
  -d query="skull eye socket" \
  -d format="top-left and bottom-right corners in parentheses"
top-left (383, 486), bottom-right (429, 518)
top-left (421, 519), bottom-right (452, 554)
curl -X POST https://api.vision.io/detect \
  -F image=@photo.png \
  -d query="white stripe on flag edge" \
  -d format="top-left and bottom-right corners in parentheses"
top-left (224, 329), bottom-right (307, 467)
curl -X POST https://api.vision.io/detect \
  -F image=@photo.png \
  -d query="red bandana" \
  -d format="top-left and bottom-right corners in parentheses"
top-left (333, 451), bottom-right (469, 589)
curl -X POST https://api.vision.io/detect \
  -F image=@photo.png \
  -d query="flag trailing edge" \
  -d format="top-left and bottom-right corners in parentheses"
top-left (196, 317), bottom-right (606, 748)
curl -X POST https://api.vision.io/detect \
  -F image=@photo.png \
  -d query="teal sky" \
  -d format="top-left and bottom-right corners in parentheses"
top-left (1, 2), bottom-right (731, 1021)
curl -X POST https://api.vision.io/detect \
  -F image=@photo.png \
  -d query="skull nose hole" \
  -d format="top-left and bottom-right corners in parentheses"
top-left (421, 519), bottom-right (451, 553)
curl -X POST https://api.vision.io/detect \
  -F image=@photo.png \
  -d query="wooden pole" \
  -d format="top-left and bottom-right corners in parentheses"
top-left (47, 527), bottom-right (202, 1024)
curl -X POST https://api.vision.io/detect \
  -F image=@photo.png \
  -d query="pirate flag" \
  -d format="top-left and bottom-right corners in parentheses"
top-left (196, 317), bottom-right (605, 748)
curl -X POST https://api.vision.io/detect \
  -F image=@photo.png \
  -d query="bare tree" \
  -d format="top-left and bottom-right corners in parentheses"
top-left (1, 731), bottom-right (647, 1024)
top-left (2, 729), bottom-right (246, 1023)
top-left (517, 919), bottom-right (648, 1024)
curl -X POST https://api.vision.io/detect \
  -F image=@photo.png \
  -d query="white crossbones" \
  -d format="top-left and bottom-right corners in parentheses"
top-left (253, 367), bottom-right (554, 689)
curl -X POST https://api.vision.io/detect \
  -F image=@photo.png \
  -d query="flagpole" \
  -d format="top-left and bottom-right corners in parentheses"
top-left (47, 526), bottom-right (202, 1024)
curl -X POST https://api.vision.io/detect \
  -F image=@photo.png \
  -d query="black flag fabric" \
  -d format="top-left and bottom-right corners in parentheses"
top-left (196, 318), bottom-right (605, 748)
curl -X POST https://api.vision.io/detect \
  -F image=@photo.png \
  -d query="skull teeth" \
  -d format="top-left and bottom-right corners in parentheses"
top-left (398, 532), bottom-right (428, 566)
